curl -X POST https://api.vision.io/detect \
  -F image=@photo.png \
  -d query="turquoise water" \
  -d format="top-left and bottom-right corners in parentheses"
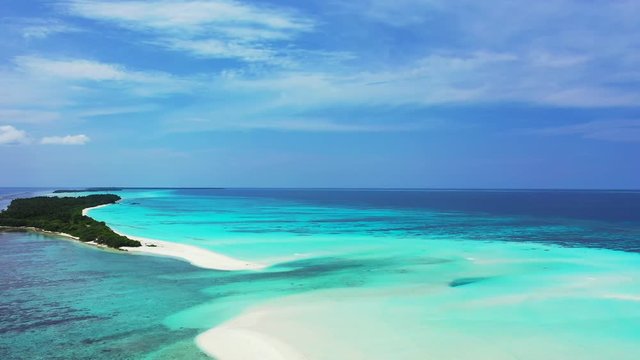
top-left (0, 231), bottom-right (211, 359)
top-left (88, 189), bottom-right (640, 260)
top-left (2, 188), bottom-right (640, 359)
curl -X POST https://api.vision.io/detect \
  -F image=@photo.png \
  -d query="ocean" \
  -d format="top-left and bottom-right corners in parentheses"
top-left (1, 188), bottom-right (640, 359)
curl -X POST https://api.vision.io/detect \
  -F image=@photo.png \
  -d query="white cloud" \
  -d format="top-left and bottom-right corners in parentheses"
top-left (64, 0), bottom-right (314, 63)
top-left (0, 125), bottom-right (29, 145)
top-left (1, 127), bottom-right (91, 147)
top-left (20, 19), bottom-right (80, 40)
top-left (169, 116), bottom-right (424, 133)
top-left (53, 0), bottom-right (640, 112)
top-left (161, 39), bottom-right (277, 62)
top-left (211, 48), bottom-right (640, 109)
top-left (210, 52), bottom-right (523, 107)
top-left (12, 56), bottom-right (193, 97)
top-left (64, 0), bottom-right (312, 33)
top-left (319, 0), bottom-right (640, 107)
top-left (41, 134), bottom-right (90, 145)
top-left (74, 105), bottom-right (156, 118)
top-left (0, 55), bottom-right (195, 135)
top-left (17, 56), bottom-right (142, 81)
top-left (2, 0), bottom-right (640, 139)
top-left (2, 18), bottom-right (81, 40)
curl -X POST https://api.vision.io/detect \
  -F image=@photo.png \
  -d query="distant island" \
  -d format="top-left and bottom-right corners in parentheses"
top-left (53, 187), bottom-right (125, 193)
top-left (0, 194), bottom-right (141, 249)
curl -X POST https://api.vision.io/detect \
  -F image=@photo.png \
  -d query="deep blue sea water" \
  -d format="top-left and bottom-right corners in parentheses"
top-left (1, 188), bottom-right (640, 359)
top-left (189, 188), bottom-right (640, 223)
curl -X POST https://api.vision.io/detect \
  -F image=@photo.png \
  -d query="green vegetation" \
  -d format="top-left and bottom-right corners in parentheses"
top-left (0, 195), bottom-right (141, 249)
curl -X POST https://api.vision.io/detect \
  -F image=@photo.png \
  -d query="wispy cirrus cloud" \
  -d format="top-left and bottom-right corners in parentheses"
top-left (16, 56), bottom-right (135, 81)
top-left (3, 18), bottom-right (81, 40)
top-left (160, 38), bottom-right (278, 63)
top-left (73, 105), bottom-right (157, 118)
top-left (63, 0), bottom-right (312, 34)
top-left (3, 0), bottom-right (640, 139)
top-left (325, 0), bottom-right (640, 108)
top-left (166, 115), bottom-right (426, 133)
top-left (0, 55), bottom-right (191, 130)
top-left (41, 134), bottom-right (90, 145)
top-left (12, 56), bottom-right (193, 96)
top-left (63, 0), bottom-right (315, 64)
top-left (45, 0), bottom-right (640, 112)
top-left (213, 50), bottom-right (636, 109)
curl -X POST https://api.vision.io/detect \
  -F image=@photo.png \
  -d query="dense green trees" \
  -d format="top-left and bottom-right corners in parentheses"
top-left (0, 195), bottom-right (141, 248)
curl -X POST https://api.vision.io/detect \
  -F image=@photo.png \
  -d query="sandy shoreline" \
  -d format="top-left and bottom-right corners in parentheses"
top-left (82, 204), bottom-right (265, 271)
top-left (0, 226), bottom-right (122, 253)
top-left (0, 226), bottom-right (80, 241)
top-left (196, 320), bottom-right (306, 360)
top-left (81, 204), bottom-right (111, 216)
top-left (119, 235), bottom-right (265, 271)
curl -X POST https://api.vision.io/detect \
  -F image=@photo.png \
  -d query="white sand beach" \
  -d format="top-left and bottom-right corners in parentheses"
top-left (27, 227), bottom-right (80, 241)
top-left (81, 204), bottom-right (112, 216)
top-left (193, 241), bottom-right (640, 360)
top-left (83, 204), bottom-right (265, 271)
top-left (196, 319), bottom-right (307, 360)
top-left (195, 282), bottom-right (640, 360)
top-left (120, 235), bottom-right (265, 271)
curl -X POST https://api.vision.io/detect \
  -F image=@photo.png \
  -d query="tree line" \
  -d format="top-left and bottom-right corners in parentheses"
top-left (0, 194), bottom-right (141, 248)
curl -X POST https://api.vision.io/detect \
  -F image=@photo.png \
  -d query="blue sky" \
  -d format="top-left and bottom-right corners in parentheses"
top-left (1, 0), bottom-right (639, 188)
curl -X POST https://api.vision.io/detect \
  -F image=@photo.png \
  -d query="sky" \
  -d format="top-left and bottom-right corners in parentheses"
top-left (1, 0), bottom-right (639, 188)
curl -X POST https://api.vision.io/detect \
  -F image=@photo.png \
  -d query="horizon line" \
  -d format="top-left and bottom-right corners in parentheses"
top-left (2, 186), bottom-right (640, 192)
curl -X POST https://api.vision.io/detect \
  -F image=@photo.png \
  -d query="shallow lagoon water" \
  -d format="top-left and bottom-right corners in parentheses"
top-left (2, 189), bottom-right (640, 359)
top-left (0, 231), bottom-right (211, 359)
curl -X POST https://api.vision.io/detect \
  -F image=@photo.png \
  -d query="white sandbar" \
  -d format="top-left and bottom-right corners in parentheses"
top-left (83, 204), bottom-right (265, 271)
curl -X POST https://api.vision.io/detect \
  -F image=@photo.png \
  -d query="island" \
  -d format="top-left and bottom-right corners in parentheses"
top-left (0, 194), bottom-right (141, 249)
top-left (53, 187), bottom-right (125, 193)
